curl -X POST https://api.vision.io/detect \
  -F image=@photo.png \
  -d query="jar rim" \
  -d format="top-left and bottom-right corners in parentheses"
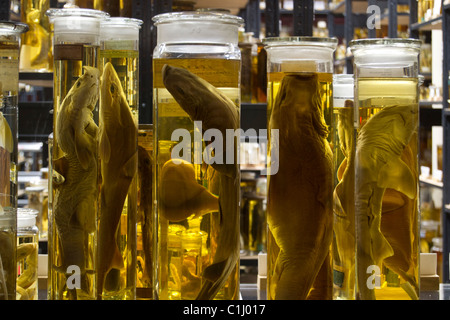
top-left (349, 38), bottom-right (422, 50)
top-left (263, 36), bottom-right (338, 48)
top-left (0, 20), bottom-right (29, 35)
top-left (152, 11), bottom-right (244, 27)
top-left (46, 8), bottom-right (109, 20)
top-left (101, 17), bottom-right (143, 28)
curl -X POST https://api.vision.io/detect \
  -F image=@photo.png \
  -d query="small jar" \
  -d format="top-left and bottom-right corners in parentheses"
top-left (16, 208), bottom-right (39, 300)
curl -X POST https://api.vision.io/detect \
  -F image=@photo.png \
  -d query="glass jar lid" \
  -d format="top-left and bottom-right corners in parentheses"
top-left (152, 11), bottom-right (244, 27)
top-left (0, 20), bottom-right (29, 35)
top-left (17, 208), bottom-right (38, 228)
top-left (349, 38), bottom-right (422, 51)
top-left (46, 8), bottom-right (109, 21)
top-left (263, 36), bottom-right (338, 48)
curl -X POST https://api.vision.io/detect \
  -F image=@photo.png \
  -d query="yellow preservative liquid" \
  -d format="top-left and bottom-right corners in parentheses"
top-left (153, 58), bottom-right (240, 300)
top-left (355, 77), bottom-right (419, 300)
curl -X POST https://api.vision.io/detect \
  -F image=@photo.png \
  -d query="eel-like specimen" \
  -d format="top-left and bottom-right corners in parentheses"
top-left (355, 104), bottom-right (417, 300)
top-left (333, 101), bottom-right (356, 295)
top-left (53, 66), bottom-right (100, 298)
top-left (137, 144), bottom-right (153, 289)
top-left (160, 159), bottom-right (219, 222)
top-left (25, 8), bottom-right (50, 67)
top-left (17, 242), bottom-right (38, 299)
top-left (97, 62), bottom-right (137, 299)
top-left (162, 64), bottom-right (239, 300)
top-left (267, 73), bottom-right (333, 300)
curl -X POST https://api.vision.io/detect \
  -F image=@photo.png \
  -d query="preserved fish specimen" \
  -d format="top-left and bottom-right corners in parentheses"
top-left (97, 62), bottom-right (137, 299)
top-left (16, 242), bottom-right (38, 300)
top-left (267, 73), bottom-right (333, 300)
top-left (53, 66), bottom-right (100, 299)
top-left (162, 64), bottom-right (239, 300)
top-left (160, 159), bottom-right (219, 222)
top-left (355, 104), bottom-right (418, 300)
top-left (20, 0), bottom-right (52, 71)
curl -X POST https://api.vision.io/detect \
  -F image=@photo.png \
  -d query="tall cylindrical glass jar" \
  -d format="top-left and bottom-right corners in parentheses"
top-left (350, 38), bottom-right (421, 300)
top-left (16, 208), bottom-right (39, 300)
top-left (97, 16), bottom-right (142, 300)
top-left (263, 37), bottom-right (337, 300)
top-left (332, 74), bottom-right (355, 300)
top-left (20, 0), bottom-right (53, 72)
top-left (136, 124), bottom-right (153, 300)
top-left (152, 11), bottom-right (243, 300)
top-left (46, 8), bottom-right (108, 300)
top-left (0, 21), bottom-right (29, 301)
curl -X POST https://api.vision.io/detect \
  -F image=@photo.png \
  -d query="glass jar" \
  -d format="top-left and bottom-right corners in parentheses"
top-left (332, 74), bottom-right (355, 300)
top-left (136, 124), bottom-right (153, 300)
top-left (152, 11), bottom-right (243, 300)
top-left (16, 208), bottom-right (39, 300)
top-left (350, 38), bottom-right (421, 300)
top-left (263, 36), bottom-right (337, 300)
top-left (20, 0), bottom-right (52, 72)
top-left (0, 21), bottom-right (29, 301)
top-left (97, 16), bottom-right (142, 301)
top-left (46, 8), bottom-right (109, 300)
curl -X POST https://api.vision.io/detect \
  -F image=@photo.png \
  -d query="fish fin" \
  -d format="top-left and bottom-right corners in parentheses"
top-left (377, 158), bottom-right (416, 199)
top-left (196, 259), bottom-right (230, 300)
top-left (111, 245), bottom-right (124, 270)
top-left (53, 156), bottom-right (69, 184)
top-left (369, 188), bottom-right (394, 264)
top-left (74, 132), bottom-right (92, 170)
top-left (122, 151), bottom-right (137, 178)
top-left (99, 126), bottom-right (111, 163)
top-left (75, 196), bottom-right (96, 233)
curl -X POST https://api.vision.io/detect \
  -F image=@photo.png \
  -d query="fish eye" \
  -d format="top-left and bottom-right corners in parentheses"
top-left (76, 81), bottom-right (81, 88)
top-left (110, 84), bottom-right (115, 93)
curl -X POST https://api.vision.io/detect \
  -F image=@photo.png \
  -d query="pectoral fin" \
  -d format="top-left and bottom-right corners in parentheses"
top-left (75, 131), bottom-right (93, 170)
top-left (377, 158), bottom-right (416, 199)
top-left (99, 127), bottom-right (111, 164)
top-left (122, 151), bottom-right (137, 179)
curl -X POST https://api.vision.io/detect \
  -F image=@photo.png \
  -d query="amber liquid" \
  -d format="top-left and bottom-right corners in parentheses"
top-left (136, 125), bottom-right (153, 300)
top-left (20, 0), bottom-right (52, 71)
top-left (98, 48), bottom-right (139, 300)
top-left (355, 77), bottom-right (419, 300)
top-left (49, 45), bottom-right (99, 300)
top-left (266, 71), bottom-right (333, 300)
top-left (153, 58), bottom-right (240, 300)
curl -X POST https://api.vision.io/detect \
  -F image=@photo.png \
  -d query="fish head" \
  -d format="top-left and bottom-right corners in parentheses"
top-left (275, 73), bottom-right (328, 138)
top-left (70, 66), bottom-right (101, 111)
top-left (162, 64), bottom-right (207, 118)
top-left (101, 62), bottom-right (130, 125)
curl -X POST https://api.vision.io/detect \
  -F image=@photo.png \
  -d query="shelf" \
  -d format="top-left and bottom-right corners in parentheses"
top-left (19, 72), bottom-right (53, 88)
top-left (329, 0), bottom-right (368, 14)
top-left (420, 176), bottom-right (444, 188)
top-left (380, 11), bottom-right (411, 26)
top-left (411, 15), bottom-right (443, 31)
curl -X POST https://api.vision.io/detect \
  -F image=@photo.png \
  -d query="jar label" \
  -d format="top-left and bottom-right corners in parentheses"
top-left (0, 56), bottom-right (18, 92)
top-left (54, 44), bottom-right (83, 60)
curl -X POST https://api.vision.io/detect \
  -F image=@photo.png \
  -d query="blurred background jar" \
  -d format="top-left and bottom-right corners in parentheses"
top-left (20, 0), bottom-right (53, 72)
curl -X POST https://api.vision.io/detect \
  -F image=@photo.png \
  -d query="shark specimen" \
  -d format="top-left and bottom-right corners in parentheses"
top-left (162, 64), bottom-right (239, 300)
top-left (267, 73), bottom-right (333, 300)
top-left (97, 62), bottom-right (138, 299)
top-left (355, 104), bottom-right (418, 300)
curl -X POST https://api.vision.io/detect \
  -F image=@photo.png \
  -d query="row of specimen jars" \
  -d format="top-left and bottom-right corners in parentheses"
top-left (18, 0), bottom-right (196, 73)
